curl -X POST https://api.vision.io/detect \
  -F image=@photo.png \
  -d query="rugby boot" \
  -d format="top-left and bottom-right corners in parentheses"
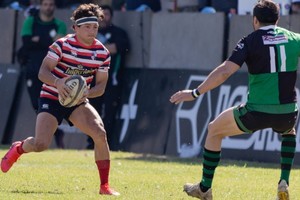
top-left (100, 183), bottom-right (120, 196)
top-left (184, 182), bottom-right (212, 200)
top-left (277, 180), bottom-right (289, 200)
top-left (1, 141), bottom-right (22, 173)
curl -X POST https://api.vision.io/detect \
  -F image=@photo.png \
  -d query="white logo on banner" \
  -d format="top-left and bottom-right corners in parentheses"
top-left (176, 75), bottom-right (300, 158)
top-left (176, 75), bottom-right (212, 158)
top-left (119, 80), bottom-right (139, 143)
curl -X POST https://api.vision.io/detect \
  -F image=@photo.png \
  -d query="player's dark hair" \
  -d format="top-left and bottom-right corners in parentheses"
top-left (70, 3), bottom-right (104, 23)
top-left (100, 5), bottom-right (114, 17)
top-left (253, 0), bottom-right (279, 24)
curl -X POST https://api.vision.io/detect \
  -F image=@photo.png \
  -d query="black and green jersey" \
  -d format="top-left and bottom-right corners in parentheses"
top-left (21, 15), bottom-right (66, 38)
top-left (21, 15), bottom-right (67, 73)
top-left (228, 25), bottom-right (300, 114)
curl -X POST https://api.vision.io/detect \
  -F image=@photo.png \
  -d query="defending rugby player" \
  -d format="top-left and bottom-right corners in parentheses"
top-left (170, 1), bottom-right (300, 199)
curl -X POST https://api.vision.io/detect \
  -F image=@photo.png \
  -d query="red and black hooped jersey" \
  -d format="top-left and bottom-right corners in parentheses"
top-left (40, 34), bottom-right (111, 100)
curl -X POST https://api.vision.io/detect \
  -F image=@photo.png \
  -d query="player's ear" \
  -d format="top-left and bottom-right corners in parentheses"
top-left (252, 16), bottom-right (259, 30)
top-left (253, 16), bottom-right (257, 24)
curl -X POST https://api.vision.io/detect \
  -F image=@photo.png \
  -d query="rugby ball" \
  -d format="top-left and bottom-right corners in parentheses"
top-left (58, 75), bottom-right (87, 107)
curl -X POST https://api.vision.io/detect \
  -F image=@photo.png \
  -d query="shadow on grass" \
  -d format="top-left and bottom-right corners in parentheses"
top-left (114, 153), bottom-right (300, 169)
top-left (11, 189), bottom-right (63, 195)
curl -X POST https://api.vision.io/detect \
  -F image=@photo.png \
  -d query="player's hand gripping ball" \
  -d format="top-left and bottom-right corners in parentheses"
top-left (58, 75), bottom-right (87, 107)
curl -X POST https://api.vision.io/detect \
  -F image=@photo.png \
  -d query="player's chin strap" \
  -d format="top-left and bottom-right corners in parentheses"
top-left (191, 88), bottom-right (201, 99)
top-left (75, 16), bottom-right (98, 26)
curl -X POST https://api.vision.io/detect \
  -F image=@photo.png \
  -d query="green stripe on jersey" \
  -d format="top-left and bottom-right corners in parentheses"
top-left (248, 73), bottom-right (279, 104)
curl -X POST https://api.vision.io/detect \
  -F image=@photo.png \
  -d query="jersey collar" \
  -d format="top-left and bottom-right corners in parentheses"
top-left (259, 25), bottom-right (276, 30)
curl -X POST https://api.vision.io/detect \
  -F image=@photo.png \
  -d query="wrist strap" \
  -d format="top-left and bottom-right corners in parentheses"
top-left (191, 88), bottom-right (200, 98)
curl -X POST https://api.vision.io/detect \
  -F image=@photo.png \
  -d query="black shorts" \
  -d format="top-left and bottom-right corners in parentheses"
top-left (233, 104), bottom-right (298, 134)
top-left (38, 98), bottom-right (82, 125)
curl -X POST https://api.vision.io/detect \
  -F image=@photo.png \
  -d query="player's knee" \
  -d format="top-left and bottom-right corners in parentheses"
top-left (34, 141), bottom-right (49, 152)
top-left (89, 123), bottom-right (107, 143)
top-left (286, 128), bottom-right (296, 135)
top-left (94, 128), bottom-right (107, 141)
top-left (207, 122), bottom-right (224, 138)
top-left (207, 122), bottom-right (216, 134)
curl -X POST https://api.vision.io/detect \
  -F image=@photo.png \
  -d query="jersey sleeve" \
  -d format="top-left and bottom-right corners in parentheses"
top-left (98, 53), bottom-right (111, 72)
top-left (297, 33), bottom-right (300, 57)
top-left (227, 37), bottom-right (248, 67)
top-left (47, 40), bottom-right (63, 61)
top-left (55, 19), bottom-right (67, 36)
top-left (21, 16), bottom-right (34, 36)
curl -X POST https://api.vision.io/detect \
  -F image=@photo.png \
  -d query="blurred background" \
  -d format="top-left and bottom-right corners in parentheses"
top-left (0, 0), bottom-right (300, 164)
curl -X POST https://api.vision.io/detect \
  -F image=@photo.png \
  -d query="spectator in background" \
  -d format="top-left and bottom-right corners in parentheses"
top-left (19, 0), bottom-right (67, 148)
top-left (24, 0), bottom-right (39, 17)
top-left (91, 0), bottom-right (112, 6)
top-left (126, 0), bottom-right (161, 12)
top-left (211, 0), bottom-right (237, 15)
top-left (54, 0), bottom-right (112, 9)
top-left (2, 0), bottom-right (29, 10)
top-left (198, 0), bottom-right (216, 13)
top-left (87, 5), bottom-right (130, 150)
top-left (55, 0), bottom-right (87, 9)
top-left (291, 0), bottom-right (300, 14)
top-left (112, 0), bottom-right (125, 11)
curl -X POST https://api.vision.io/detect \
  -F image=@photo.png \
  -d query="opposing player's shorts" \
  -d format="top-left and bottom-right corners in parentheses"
top-left (233, 104), bottom-right (298, 134)
top-left (38, 98), bottom-right (84, 125)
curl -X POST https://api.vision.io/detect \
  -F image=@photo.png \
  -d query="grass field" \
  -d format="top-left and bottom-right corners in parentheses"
top-left (0, 148), bottom-right (299, 200)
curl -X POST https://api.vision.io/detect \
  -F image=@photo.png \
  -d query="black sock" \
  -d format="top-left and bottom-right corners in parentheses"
top-left (199, 183), bottom-right (210, 192)
top-left (200, 148), bottom-right (221, 192)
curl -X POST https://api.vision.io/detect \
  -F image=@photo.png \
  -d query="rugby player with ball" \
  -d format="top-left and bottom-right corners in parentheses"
top-left (1, 3), bottom-right (119, 196)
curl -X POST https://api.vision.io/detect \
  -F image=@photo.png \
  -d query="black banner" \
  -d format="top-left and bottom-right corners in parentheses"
top-left (0, 65), bottom-right (20, 143)
top-left (115, 68), bottom-right (300, 164)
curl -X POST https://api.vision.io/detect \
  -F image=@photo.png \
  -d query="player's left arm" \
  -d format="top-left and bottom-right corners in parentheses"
top-left (76, 70), bottom-right (108, 105)
top-left (88, 70), bottom-right (108, 98)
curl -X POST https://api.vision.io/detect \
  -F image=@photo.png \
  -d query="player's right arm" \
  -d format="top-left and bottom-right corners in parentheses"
top-left (38, 56), bottom-right (69, 99)
top-left (196, 60), bottom-right (240, 95)
top-left (170, 61), bottom-right (239, 104)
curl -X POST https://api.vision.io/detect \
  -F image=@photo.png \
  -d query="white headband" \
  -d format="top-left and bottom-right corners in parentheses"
top-left (75, 16), bottom-right (98, 26)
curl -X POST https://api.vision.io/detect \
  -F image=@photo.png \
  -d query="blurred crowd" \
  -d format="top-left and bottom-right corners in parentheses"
top-left (0, 0), bottom-right (108, 10)
top-left (0, 0), bottom-right (232, 13)
top-left (0, 0), bottom-right (299, 15)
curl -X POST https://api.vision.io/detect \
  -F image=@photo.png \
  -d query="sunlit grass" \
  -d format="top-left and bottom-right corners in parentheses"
top-left (0, 149), bottom-right (299, 199)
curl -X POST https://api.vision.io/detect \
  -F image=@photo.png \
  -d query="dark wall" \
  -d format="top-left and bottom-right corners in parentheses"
top-left (0, 65), bottom-right (20, 143)
top-left (0, 9), bottom-right (15, 64)
top-left (113, 68), bottom-right (300, 164)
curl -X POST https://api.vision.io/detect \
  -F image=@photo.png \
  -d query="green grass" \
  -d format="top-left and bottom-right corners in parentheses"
top-left (0, 149), bottom-right (299, 200)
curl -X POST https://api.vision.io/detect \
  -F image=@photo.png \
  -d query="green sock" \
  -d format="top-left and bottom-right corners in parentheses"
top-left (200, 148), bottom-right (221, 191)
top-left (280, 134), bottom-right (296, 184)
